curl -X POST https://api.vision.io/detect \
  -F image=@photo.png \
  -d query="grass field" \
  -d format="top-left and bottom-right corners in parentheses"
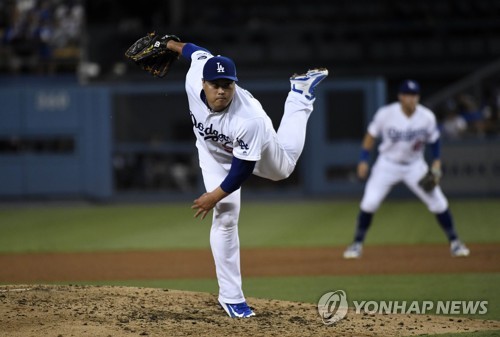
top-left (1, 198), bottom-right (499, 335)
top-left (1, 199), bottom-right (499, 252)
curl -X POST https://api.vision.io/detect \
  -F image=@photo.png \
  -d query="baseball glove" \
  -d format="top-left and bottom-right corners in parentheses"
top-left (125, 32), bottom-right (180, 77)
top-left (418, 170), bottom-right (438, 192)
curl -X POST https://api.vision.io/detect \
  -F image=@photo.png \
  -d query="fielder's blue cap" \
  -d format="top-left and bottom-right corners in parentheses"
top-left (203, 55), bottom-right (238, 82)
top-left (398, 79), bottom-right (420, 95)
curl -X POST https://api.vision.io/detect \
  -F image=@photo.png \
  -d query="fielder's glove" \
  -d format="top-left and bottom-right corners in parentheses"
top-left (418, 168), bottom-right (441, 193)
top-left (125, 32), bottom-right (180, 78)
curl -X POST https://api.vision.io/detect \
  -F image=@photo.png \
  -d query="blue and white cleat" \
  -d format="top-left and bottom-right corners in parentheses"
top-left (450, 239), bottom-right (470, 257)
top-left (343, 242), bottom-right (363, 259)
top-left (219, 299), bottom-right (256, 318)
top-left (290, 68), bottom-right (329, 100)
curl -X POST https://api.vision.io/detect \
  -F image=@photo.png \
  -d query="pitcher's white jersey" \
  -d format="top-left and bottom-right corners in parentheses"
top-left (185, 50), bottom-right (275, 164)
top-left (368, 102), bottom-right (440, 164)
top-left (185, 49), bottom-right (305, 181)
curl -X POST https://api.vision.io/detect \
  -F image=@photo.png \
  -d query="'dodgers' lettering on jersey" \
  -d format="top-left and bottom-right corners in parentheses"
top-left (388, 128), bottom-right (428, 142)
top-left (190, 112), bottom-right (250, 153)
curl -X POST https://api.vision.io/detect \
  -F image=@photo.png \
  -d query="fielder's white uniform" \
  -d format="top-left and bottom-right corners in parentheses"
top-left (361, 102), bottom-right (449, 214)
top-left (185, 49), bottom-right (315, 303)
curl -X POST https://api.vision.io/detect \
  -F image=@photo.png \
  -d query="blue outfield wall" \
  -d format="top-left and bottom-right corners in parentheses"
top-left (0, 76), bottom-right (499, 200)
top-left (0, 79), bottom-right (112, 199)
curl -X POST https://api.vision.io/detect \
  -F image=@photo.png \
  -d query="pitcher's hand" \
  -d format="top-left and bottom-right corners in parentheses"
top-left (191, 187), bottom-right (229, 220)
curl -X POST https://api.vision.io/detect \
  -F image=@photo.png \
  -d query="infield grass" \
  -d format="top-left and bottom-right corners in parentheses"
top-left (0, 199), bottom-right (499, 253)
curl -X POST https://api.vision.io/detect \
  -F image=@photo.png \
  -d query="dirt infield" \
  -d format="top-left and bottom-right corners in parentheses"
top-left (1, 243), bottom-right (499, 282)
top-left (1, 243), bottom-right (500, 336)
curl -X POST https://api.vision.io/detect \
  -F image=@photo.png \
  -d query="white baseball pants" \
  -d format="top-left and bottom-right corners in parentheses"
top-left (360, 156), bottom-right (449, 214)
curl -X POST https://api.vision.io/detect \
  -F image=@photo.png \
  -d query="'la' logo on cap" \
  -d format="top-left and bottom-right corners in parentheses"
top-left (216, 62), bottom-right (225, 73)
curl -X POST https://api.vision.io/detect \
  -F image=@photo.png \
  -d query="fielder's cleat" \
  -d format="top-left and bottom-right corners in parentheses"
top-left (450, 239), bottom-right (470, 257)
top-left (218, 299), bottom-right (255, 318)
top-left (343, 242), bottom-right (363, 259)
top-left (290, 68), bottom-right (329, 100)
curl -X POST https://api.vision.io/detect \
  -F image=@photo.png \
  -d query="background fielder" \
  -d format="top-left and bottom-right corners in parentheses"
top-left (343, 80), bottom-right (470, 259)
top-left (166, 38), bottom-right (328, 317)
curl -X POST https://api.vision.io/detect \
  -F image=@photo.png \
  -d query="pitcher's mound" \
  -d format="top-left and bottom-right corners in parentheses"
top-left (1, 285), bottom-right (499, 337)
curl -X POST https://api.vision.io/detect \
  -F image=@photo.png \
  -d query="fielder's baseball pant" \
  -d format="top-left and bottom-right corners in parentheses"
top-left (360, 156), bottom-right (449, 214)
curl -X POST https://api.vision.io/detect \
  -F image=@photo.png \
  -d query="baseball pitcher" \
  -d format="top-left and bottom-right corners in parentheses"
top-left (125, 33), bottom-right (328, 317)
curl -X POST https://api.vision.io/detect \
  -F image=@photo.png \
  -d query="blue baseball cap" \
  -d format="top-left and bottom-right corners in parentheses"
top-left (399, 79), bottom-right (420, 95)
top-left (203, 55), bottom-right (238, 82)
